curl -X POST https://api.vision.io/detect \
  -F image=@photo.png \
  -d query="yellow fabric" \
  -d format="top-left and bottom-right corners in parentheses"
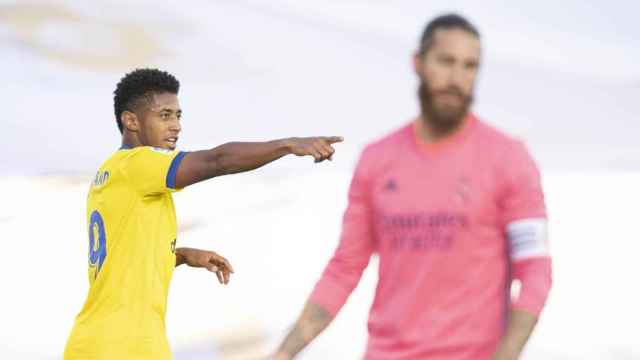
top-left (65, 146), bottom-right (184, 360)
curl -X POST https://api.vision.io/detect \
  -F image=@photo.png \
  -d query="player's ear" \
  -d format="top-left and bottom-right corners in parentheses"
top-left (121, 111), bottom-right (139, 132)
top-left (413, 51), bottom-right (424, 77)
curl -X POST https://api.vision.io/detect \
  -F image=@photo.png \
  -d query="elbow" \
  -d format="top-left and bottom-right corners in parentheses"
top-left (322, 255), bottom-right (370, 292)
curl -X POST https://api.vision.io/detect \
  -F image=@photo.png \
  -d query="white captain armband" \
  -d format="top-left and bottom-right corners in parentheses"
top-left (506, 218), bottom-right (549, 260)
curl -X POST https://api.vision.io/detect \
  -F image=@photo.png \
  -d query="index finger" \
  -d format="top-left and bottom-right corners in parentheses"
top-left (322, 136), bottom-right (344, 144)
top-left (222, 258), bottom-right (234, 273)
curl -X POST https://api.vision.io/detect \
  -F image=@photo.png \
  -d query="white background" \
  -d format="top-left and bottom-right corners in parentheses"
top-left (1, 1), bottom-right (639, 359)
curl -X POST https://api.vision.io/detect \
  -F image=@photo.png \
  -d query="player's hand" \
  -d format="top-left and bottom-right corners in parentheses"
top-left (177, 248), bottom-right (234, 284)
top-left (286, 136), bottom-right (344, 163)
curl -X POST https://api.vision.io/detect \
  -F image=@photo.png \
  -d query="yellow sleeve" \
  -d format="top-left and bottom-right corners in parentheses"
top-left (120, 146), bottom-right (187, 195)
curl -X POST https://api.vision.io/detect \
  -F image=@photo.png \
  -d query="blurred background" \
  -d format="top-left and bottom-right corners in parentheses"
top-left (1, 0), bottom-right (639, 359)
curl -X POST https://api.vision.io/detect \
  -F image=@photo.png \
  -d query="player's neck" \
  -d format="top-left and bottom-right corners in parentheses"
top-left (121, 132), bottom-right (143, 149)
top-left (416, 113), bottom-right (470, 144)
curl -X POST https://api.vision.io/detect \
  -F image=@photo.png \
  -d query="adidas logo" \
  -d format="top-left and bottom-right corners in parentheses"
top-left (383, 179), bottom-right (397, 191)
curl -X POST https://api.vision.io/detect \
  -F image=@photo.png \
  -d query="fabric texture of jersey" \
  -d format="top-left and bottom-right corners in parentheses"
top-left (64, 146), bottom-right (186, 360)
top-left (310, 114), bottom-right (551, 360)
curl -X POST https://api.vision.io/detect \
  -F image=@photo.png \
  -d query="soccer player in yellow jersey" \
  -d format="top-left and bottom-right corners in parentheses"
top-left (64, 68), bottom-right (343, 360)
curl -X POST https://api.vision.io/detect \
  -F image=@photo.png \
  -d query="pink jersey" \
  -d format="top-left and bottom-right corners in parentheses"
top-left (310, 114), bottom-right (551, 360)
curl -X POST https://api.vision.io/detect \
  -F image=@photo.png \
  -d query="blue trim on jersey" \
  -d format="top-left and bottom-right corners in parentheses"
top-left (120, 144), bottom-right (133, 150)
top-left (166, 151), bottom-right (187, 189)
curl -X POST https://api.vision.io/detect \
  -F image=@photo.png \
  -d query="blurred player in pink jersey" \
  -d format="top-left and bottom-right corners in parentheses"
top-left (274, 13), bottom-right (552, 360)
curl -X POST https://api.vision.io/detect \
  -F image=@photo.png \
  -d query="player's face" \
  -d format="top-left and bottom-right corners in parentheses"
top-left (414, 28), bottom-right (480, 131)
top-left (138, 92), bottom-right (182, 150)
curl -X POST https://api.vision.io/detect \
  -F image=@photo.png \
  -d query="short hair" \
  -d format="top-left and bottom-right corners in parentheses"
top-left (113, 68), bottom-right (180, 133)
top-left (418, 13), bottom-right (480, 55)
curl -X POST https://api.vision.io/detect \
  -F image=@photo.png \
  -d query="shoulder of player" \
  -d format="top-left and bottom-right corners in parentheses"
top-left (472, 116), bottom-right (529, 154)
top-left (118, 146), bottom-right (180, 160)
top-left (468, 119), bottom-right (535, 186)
top-left (109, 146), bottom-right (177, 179)
top-left (91, 155), bottom-right (116, 188)
top-left (472, 117), bottom-right (538, 181)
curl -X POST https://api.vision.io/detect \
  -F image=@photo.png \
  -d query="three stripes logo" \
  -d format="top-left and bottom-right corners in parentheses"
top-left (383, 179), bottom-right (398, 192)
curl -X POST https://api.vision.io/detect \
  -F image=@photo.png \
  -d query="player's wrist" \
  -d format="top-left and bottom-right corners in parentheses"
top-left (277, 138), bottom-right (295, 155)
top-left (174, 247), bottom-right (194, 267)
top-left (272, 351), bottom-right (293, 360)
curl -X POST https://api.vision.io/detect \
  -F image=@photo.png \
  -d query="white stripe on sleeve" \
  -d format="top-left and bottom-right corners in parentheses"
top-left (506, 218), bottom-right (550, 260)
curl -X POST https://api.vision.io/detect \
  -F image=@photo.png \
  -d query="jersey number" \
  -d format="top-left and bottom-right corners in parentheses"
top-left (89, 210), bottom-right (107, 278)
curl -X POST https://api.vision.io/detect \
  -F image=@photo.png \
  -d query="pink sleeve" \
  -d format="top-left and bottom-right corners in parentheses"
top-left (500, 141), bottom-right (546, 223)
top-left (501, 141), bottom-right (552, 316)
top-left (511, 257), bottom-right (552, 316)
top-left (309, 148), bottom-right (375, 316)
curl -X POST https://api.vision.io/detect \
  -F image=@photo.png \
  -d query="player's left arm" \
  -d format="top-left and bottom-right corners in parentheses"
top-left (175, 247), bottom-right (235, 285)
top-left (491, 309), bottom-right (539, 360)
top-left (493, 141), bottom-right (552, 360)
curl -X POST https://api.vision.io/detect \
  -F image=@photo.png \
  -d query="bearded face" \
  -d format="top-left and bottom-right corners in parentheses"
top-left (418, 78), bottom-right (473, 133)
top-left (415, 28), bottom-right (480, 134)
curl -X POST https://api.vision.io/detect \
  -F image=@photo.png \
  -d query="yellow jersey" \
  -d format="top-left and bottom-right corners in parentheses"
top-left (64, 146), bottom-right (187, 360)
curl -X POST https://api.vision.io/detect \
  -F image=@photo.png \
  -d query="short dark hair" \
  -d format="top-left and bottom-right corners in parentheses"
top-left (113, 68), bottom-right (180, 133)
top-left (419, 13), bottom-right (480, 55)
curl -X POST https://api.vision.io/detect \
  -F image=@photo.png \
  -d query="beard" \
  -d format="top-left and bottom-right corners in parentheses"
top-left (418, 78), bottom-right (473, 134)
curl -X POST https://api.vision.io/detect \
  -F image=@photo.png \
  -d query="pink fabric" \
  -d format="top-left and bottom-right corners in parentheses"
top-left (310, 115), bottom-right (551, 360)
top-left (512, 257), bottom-right (552, 315)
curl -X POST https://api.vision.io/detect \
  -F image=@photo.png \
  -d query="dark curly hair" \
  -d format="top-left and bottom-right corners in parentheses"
top-left (418, 14), bottom-right (480, 56)
top-left (113, 68), bottom-right (180, 133)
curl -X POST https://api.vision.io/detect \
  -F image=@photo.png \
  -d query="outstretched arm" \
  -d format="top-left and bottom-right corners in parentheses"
top-left (175, 136), bottom-right (343, 188)
top-left (275, 301), bottom-right (334, 360)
